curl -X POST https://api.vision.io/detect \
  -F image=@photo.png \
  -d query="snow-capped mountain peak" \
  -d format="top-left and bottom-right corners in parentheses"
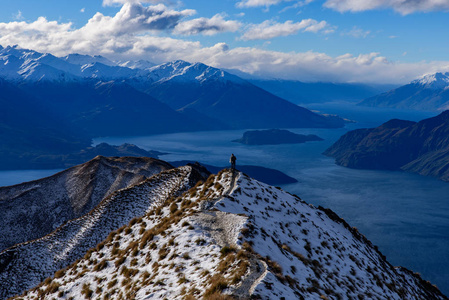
top-left (62, 53), bottom-right (116, 67)
top-left (413, 72), bottom-right (449, 90)
top-left (0, 45), bottom-right (42, 61)
top-left (0, 46), bottom-right (249, 85)
top-left (117, 59), bottom-right (155, 70)
top-left (148, 59), bottom-right (245, 84)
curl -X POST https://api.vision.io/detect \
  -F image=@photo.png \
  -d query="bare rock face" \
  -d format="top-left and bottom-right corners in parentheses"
top-left (324, 111), bottom-right (449, 181)
top-left (0, 156), bottom-right (173, 252)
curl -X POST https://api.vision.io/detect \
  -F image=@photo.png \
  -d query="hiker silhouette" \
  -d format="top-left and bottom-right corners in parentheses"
top-left (230, 154), bottom-right (236, 170)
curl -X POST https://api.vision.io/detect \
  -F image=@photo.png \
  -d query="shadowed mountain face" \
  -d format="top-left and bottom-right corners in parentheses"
top-left (0, 156), bottom-right (173, 252)
top-left (324, 111), bottom-right (449, 181)
top-left (20, 80), bottom-right (205, 137)
top-left (0, 79), bottom-right (203, 170)
top-left (359, 72), bottom-right (449, 111)
top-left (143, 77), bottom-right (345, 129)
top-left (0, 79), bottom-right (92, 169)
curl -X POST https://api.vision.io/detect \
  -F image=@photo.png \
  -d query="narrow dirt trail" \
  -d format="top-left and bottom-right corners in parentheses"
top-left (193, 169), bottom-right (268, 299)
top-left (195, 169), bottom-right (239, 247)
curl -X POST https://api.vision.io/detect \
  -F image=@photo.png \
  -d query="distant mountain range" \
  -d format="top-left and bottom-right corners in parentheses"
top-left (0, 46), bottom-right (346, 169)
top-left (249, 79), bottom-right (396, 105)
top-left (359, 72), bottom-right (449, 111)
top-left (324, 111), bottom-right (449, 181)
top-left (1, 157), bottom-right (445, 299)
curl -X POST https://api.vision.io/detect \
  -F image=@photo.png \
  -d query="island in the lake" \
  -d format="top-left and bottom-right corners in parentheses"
top-left (233, 129), bottom-right (323, 145)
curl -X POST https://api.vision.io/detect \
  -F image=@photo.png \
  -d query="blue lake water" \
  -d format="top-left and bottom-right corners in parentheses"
top-left (1, 104), bottom-right (448, 294)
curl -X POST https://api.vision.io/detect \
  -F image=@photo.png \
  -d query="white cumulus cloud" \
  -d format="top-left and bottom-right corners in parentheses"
top-left (174, 14), bottom-right (242, 36)
top-left (204, 49), bottom-right (449, 84)
top-left (324, 0), bottom-right (449, 15)
top-left (240, 19), bottom-right (334, 40)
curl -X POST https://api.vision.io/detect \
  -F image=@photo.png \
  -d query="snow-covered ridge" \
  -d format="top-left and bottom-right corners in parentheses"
top-left (0, 162), bottom-right (206, 299)
top-left (412, 72), bottom-right (449, 90)
top-left (0, 156), bottom-right (171, 253)
top-left (0, 45), bottom-right (243, 84)
top-left (11, 169), bottom-right (447, 300)
top-left (147, 60), bottom-right (245, 84)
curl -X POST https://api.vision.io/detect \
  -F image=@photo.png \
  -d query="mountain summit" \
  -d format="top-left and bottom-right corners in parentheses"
top-left (412, 72), bottom-right (449, 90)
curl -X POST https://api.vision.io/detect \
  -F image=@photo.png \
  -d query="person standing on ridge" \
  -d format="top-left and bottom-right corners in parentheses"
top-left (230, 154), bottom-right (236, 170)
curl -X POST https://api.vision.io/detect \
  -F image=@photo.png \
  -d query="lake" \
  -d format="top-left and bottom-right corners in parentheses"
top-left (1, 104), bottom-right (448, 294)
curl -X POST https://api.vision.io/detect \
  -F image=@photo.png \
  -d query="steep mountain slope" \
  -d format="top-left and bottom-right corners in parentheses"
top-left (0, 78), bottom-right (92, 169)
top-left (11, 170), bottom-right (446, 299)
top-left (137, 61), bottom-right (344, 129)
top-left (324, 111), bottom-right (449, 181)
top-left (21, 80), bottom-right (204, 136)
top-left (0, 163), bottom-right (206, 299)
top-left (359, 72), bottom-right (449, 111)
top-left (0, 156), bottom-right (172, 252)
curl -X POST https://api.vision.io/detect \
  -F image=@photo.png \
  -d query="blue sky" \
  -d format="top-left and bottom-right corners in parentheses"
top-left (0, 0), bottom-right (448, 84)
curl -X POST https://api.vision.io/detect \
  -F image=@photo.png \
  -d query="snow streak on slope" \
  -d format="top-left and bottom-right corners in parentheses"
top-left (12, 170), bottom-right (446, 300)
top-left (147, 60), bottom-right (245, 85)
top-left (0, 165), bottom-right (203, 299)
top-left (412, 72), bottom-right (449, 90)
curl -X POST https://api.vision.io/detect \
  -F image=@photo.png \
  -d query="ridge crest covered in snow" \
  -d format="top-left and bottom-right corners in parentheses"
top-left (6, 167), bottom-right (446, 300)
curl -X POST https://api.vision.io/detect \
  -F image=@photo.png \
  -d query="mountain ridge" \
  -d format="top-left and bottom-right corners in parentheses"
top-left (0, 156), bottom-right (173, 252)
top-left (5, 166), bottom-right (446, 299)
top-left (0, 160), bottom-right (207, 299)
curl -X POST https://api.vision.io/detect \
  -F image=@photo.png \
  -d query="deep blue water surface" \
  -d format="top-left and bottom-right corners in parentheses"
top-left (1, 104), bottom-right (448, 294)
